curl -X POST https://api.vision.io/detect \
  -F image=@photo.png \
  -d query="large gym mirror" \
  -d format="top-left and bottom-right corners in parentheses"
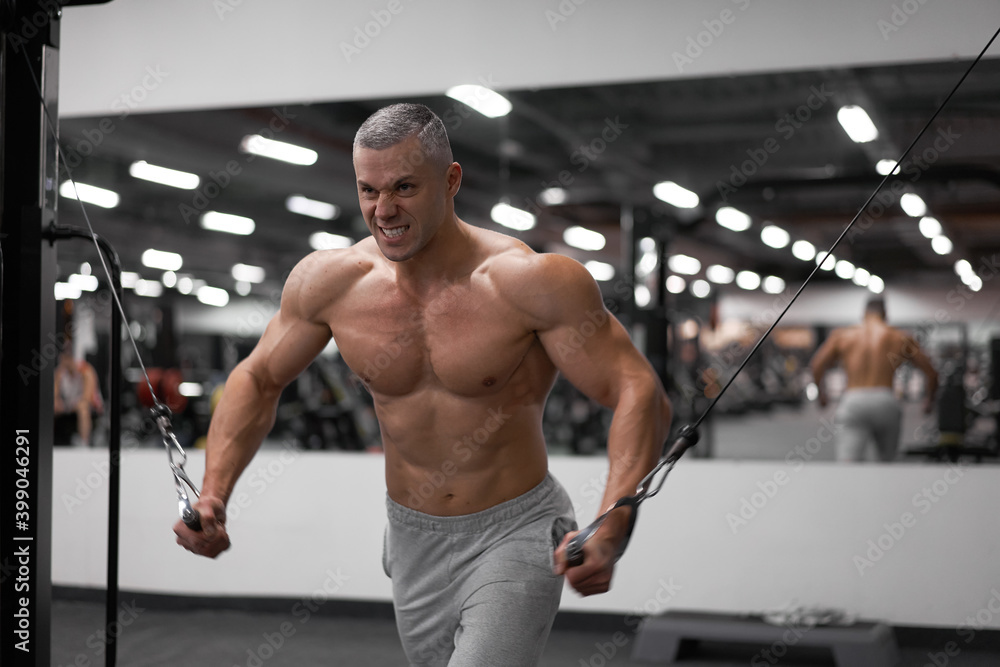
top-left (52, 57), bottom-right (1000, 463)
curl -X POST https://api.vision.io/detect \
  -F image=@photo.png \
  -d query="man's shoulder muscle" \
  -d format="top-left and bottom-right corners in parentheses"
top-left (488, 250), bottom-right (600, 329)
top-left (284, 245), bottom-right (374, 321)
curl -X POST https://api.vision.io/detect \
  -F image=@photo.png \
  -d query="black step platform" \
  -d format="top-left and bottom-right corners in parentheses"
top-left (631, 610), bottom-right (899, 666)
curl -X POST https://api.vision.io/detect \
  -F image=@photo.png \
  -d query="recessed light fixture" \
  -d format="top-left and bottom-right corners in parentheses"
top-left (760, 225), bottom-right (790, 249)
top-left (653, 181), bottom-right (700, 209)
top-left (141, 249), bottom-right (183, 272)
top-left (667, 254), bottom-right (701, 276)
top-left (490, 203), bottom-right (535, 231)
top-left (445, 85), bottom-right (512, 118)
top-left (584, 261), bottom-right (615, 282)
top-left (286, 195), bottom-right (339, 220)
top-left (791, 240), bottom-right (816, 262)
top-left (563, 226), bottom-right (606, 251)
top-left (715, 207), bottom-right (751, 232)
top-left (59, 182), bottom-right (120, 208)
top-left (130, 161), bottom-right (200, 189)
top-left (201, 211), bottom-right (255, 236)
top-left (240, 135), bottom-right (318, 165)
top-left (736, 270), bottom-right (760, 290)
top-left (837, 105), bottom-right (878, 143)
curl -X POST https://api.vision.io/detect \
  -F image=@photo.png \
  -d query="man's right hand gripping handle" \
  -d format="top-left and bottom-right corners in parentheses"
top-left (174, 496), bottom-right (231, 558)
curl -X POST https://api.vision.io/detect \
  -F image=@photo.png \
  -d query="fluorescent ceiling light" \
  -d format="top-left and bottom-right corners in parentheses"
top-left (134, 279), bottom-right (163, 298)
top-left (705, 264), bottom-right (735, 284)
top-left (59, 181), bottom-right (120, 208)
top-left (918, 216), bottom-right (941, 238)
top-left (834, 259), bottom-right (856, 280)
top-left (667, 254), bottom-right (701, 276)
top-left (286, 195), bottom-right (339, 220)
top-left (161, 271), bottom-right (177, 288)
top-left (691, 279), bottom-right (711, 298)
top-left (837, 105), bottom-right (878, 143)
top-left (235, 280), bottom-right (252, 296)
top-left (816, 252), bottom-right (835, 271)
top-left (178, 382), bottom-right (204, 397)
top-left (791, 240), bottom-right (816, 262)
top-left (197, 285), bottom-right (230, 307)
top-left (931, 236), bottom-right (953, 255)
top-left (54, 282), bottom-right (81, 300)
top-left (232, 263), bottom-right (266, 283)
top-left (445, 84), bottom-right (512, 118)
top-left (954, 259), bottom-right (973, 279)
top-left (875, 159), bottom-right (901, 176)
top-left (967, 275), bottom-right (983, 292)
top-left (309, 231), bottom-right (354, 250)
top-left (240, 135), bottom-right (318, 165)
top-left (129, 161), bottom-right (200, 190)
top-left (635, 249), bottom-right (658, 278)
top-left (121, 272), bottom-right (140, 288)
top-left (539, 187), bottom-right (568, 206)
top-left (716, 206), bottom-right (751, 232)
top-left (79, 262), bottom-right (91, 276)
top-left (868, 275), bottom-right (885, 294)
top-left (665, 275), bottom-right (686, 294)
top-left (68, 273), bottom-right (99, 292)
top-left (490, 203), bottom-right (535, 231)
top-left (141, 249), bottom-right (182, 271)
top-left (762, 276), bottom-right (786, 294)
top-left (584, 260), bottom-right (615, 282)
top-left (852, 267), bottom-right (871, 287)
top-left (736, 270), bottom-right (760, 290)
top-left (176, 275), bottom-right (194, 294)
top-left (900, 193), bottom-right (927, 217)
top-left (201, 211), bottom-right (255, 236)
top-left (760, 225), bottom-right (790, 249)
top-left (634, 285), bottom-right (652, 308)
top-left (563, 226), bottom-right (606, 251)
top-left (653, 181), bottom-right (700, 209)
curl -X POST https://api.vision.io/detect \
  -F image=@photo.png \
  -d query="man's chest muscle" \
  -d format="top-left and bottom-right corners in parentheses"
top-left (331, 286), bottom-right (535, 397)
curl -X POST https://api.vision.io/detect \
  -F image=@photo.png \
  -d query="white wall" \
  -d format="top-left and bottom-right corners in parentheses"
top-left (60, 0), bottom-right (1000, 117)
top-left (54, 448), bottom-right (1000, 628)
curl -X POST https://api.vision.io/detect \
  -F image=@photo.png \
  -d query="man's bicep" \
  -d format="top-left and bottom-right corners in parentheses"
top-left (245, 308), bottom-right (332, 391)
top-left (539, 309), bottom-right (648, 409)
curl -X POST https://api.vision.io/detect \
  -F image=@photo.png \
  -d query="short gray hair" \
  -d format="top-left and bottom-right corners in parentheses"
top-left (353, 103), bottom-right (453, 169)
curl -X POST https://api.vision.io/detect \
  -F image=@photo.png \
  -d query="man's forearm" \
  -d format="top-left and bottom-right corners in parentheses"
top-left (596, 376), bottom-right (672, 543)
top-left (202, 364), bottom-right (283, 505)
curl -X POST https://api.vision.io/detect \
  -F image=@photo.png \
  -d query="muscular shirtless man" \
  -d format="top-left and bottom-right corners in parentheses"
top-left (810, 298), bottom-right (938, 462)
top-left (174, 103), bottom-right (672, 665)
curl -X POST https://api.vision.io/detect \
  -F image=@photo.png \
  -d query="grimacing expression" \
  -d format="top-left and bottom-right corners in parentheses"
top-left (354, 135), bottom-right (459, 263)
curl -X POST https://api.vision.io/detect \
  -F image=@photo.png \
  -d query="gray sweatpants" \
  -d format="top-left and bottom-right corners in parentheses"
top-left (383, 473), bottom-right (577, 667)
top-left (834, 387), bottom-right (903, 462)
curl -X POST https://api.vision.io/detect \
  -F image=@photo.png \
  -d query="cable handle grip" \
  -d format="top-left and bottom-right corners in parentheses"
top-left (180, 503), bottom-right (203, 531)
top-left (563, 425), bottom-right (699, 568)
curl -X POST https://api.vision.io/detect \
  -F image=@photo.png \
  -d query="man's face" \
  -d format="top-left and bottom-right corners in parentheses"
top-left (353, 135), bottom-right (459, 263)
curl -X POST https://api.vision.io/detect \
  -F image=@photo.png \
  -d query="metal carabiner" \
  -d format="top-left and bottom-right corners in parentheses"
top-left (154, 404), bottom-right (203, 531)
top-left (564, 425), bottom-right (699, 567)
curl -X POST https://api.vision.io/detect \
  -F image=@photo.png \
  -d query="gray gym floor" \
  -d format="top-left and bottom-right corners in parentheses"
top-left (52, 400), bottom-right (998, 665)
top-left (52, 598), bottom-right (1000, 666)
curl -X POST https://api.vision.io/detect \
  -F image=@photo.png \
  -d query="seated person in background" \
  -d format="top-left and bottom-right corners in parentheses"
top-left (54, 345), bottom-right (102, 447)
top-left (810, 297), bottom-right (938, 462)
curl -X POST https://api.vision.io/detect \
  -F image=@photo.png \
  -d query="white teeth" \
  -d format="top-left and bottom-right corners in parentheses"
top-left (383, 226), bottom-right (408, 238)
